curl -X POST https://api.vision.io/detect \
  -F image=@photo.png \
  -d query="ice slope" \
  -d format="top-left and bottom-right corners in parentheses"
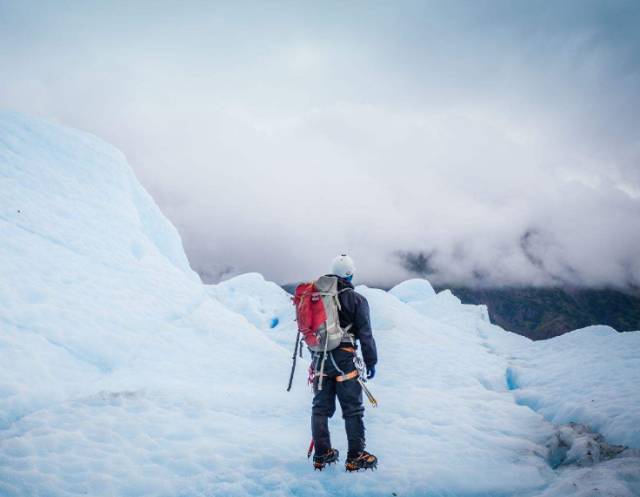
top-left (0, 113), bottom-right (304, 497)
top-left (211, 274), bottom-right (640, 496)
top-left (496, 325), bottom-right (640, 448)
top-left (207, 273), bottom-right (295, 344)
top-left (1, 113), bottom-right (639, 497)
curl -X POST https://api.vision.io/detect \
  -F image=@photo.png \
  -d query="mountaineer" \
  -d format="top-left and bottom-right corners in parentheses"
top-left (290, 254), bottom-right (378, 471)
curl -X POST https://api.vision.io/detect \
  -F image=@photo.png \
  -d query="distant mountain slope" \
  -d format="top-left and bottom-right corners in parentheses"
top-left (440, 287), bottom-right (640, 340)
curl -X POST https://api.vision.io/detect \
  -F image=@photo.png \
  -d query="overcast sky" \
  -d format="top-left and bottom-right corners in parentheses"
top-left (2, 0), bottom-right (639, 287)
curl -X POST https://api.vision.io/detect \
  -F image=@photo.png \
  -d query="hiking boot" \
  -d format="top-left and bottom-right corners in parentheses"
top-left (313, 448), bottom-right (339, 470)
top-left (345, 451), bottom-right (378, 471)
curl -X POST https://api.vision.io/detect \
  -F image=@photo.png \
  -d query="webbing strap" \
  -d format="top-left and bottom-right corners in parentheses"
top-left (336, 370), bottom-right (359, 382)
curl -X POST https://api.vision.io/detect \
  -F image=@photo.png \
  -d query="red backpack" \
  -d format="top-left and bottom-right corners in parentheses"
top-left (287, 276), bottom-right (348, 391)
top-left (293, 276), bottom-right (345, 351)
top-left (293, 282), bottom-right (325, 348)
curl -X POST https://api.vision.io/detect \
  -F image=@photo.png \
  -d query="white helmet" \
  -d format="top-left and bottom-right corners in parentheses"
top-left (331, 254), bottom-right (356, 279)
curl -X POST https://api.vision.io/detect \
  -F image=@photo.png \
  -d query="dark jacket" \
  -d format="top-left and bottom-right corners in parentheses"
top-left (329, 275), bottom-right (378, 369)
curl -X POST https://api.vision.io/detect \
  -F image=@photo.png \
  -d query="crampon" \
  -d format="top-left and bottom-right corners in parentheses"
top-left (313, 448), bottom-right (339, 470)
top-left (345, 451), bottom-right (378, 471)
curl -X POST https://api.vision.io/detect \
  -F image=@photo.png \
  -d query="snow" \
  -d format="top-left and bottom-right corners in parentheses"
top-left (496, 325), bottom-right (640, 448)
top-left (389, 278), bottom-right (436, 302)
top-left (207, 272), bottom-right (295, 343)
top-left (1, 113), bottom-right (639, 497)
top-left (0, 113), bottom-right (302, 496)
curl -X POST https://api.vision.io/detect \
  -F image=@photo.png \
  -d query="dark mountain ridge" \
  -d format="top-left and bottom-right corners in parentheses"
top-left (440, 286), bottom-right (640, 340)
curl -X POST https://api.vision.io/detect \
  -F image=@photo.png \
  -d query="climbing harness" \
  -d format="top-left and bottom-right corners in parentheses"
top-left (344, 334), bottom-right (379, 408)
top-left (315, 344), bottom-right (378, 407)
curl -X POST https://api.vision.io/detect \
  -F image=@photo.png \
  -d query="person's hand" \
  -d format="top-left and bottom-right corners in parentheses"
top-left (366, 366), bottom-right (376, 380)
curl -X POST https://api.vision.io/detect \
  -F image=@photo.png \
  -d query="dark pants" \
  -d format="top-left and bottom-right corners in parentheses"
top-left (311, 349), bottom-right (365, 458)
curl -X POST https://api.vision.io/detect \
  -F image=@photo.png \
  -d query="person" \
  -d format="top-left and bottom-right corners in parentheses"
top-left (311, 254), bottom-right (378, 471)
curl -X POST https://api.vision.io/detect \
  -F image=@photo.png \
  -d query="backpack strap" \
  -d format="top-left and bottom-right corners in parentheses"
top-left (344, 324), bottom-right (355, 346)
top-left (334, 286), bottom-right (353, 321)
top-left (317, 331), bottom-right (330, 391)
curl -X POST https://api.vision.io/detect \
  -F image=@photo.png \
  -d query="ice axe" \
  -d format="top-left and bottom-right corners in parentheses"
top-left (350, 347), bottom-right (378, 407)
top-left (358, 378), bottom-right (378, 407)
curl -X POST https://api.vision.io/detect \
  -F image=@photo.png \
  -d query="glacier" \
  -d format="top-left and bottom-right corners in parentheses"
top-left (1, 112), bottom-right (639, 497)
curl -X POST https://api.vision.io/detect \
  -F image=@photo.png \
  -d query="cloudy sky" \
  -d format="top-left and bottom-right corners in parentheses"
top-left (2, 0), bottom-right (639, 287)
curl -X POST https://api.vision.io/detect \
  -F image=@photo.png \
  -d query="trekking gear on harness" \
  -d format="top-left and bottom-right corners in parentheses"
top-left (317, 345), bottom-right (378, 406)
top-left (358, 378), bottom-right (378, 408)
top-left (344, 333), bottom-right (379, 407)
top-left (288, 275), bottom-right (352, 391)
top-left (307, 362), bottom-right (315, 385)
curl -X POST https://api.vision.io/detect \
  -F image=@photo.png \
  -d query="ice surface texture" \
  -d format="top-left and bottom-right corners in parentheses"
top-left (1, 113), bottom-right (639, 497)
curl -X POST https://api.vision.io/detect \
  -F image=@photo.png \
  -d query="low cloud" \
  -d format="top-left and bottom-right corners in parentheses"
top-left (1, 1), bottom-right (639, 288)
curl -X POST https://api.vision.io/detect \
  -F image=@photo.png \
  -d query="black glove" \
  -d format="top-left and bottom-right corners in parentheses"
top-left (366, 366), bottom-right (376, 380)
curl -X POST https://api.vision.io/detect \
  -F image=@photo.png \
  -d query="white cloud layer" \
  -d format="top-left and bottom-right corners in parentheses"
top-left (1, 0), bottom-right (639, 287)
